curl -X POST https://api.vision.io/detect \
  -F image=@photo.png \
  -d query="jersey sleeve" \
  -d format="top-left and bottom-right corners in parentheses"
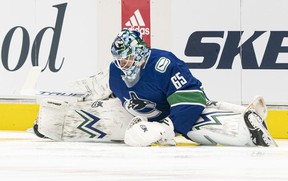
top-left (157, 53), bottom-right (207, 135)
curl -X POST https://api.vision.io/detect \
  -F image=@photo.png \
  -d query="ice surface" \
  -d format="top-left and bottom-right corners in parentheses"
top-left (0, 131), bottom-right (288, 181)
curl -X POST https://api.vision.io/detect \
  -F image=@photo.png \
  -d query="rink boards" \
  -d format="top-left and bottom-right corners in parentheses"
top-left (0, 97), bottom-right (39, 131)
top-left (0, 99), bottom-right (287, 139)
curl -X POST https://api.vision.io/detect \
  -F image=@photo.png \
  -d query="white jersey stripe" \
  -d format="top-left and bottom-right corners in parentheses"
top-left (174, 90), bottom-right (203, 93)
top-left (171, 102), bottom-right (206, 108)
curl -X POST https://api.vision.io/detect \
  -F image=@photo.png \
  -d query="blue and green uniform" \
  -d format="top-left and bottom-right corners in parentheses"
top-left (109, 48), bottom-right (207, 135)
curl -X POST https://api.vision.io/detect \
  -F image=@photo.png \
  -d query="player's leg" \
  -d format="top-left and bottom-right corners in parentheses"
top-left (187, 108), bottom-right (254, 146)
top-left (187, 96), bottom-right (277, 147)
top-left (209, 96), bottom-right (268, 127)
top-left (34, 98), bottom-right (133, 142)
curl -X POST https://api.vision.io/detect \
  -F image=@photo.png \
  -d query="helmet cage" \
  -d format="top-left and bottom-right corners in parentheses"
top-left (111, 29), bottom-right (149, 79)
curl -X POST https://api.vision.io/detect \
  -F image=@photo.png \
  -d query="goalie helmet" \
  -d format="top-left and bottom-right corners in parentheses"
top-left (111, 29), bottom-right (150, 85)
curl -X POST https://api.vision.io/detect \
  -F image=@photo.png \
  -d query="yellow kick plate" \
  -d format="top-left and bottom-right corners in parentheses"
top-left (266, 110), bottom-right (288, 139)
top-left (0, 104), bottom-right (39, 130)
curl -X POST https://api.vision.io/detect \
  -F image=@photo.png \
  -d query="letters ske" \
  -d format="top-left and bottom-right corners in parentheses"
top-left (185, 31), bottom-right (288, 69)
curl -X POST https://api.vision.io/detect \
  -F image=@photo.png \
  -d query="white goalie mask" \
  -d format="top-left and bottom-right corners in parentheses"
top-left (111, 29), bottom-right (150, 87)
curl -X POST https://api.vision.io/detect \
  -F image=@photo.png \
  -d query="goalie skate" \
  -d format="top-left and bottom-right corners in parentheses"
top-left (244, 110), bottom-right (278, 147)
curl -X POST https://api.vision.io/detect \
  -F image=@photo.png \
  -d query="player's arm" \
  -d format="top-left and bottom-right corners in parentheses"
top-left (168, 88), bottom-right (206, 135)
top-left (69, 67), bottom-right (112, 100)
top-left (163, 57), bottom-right (207, 136)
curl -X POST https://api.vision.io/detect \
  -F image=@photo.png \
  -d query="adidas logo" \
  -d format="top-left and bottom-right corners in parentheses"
top-left (124, 9), bottom-right (150, 35)
top-left (125, 9), bottom-right (145, 27)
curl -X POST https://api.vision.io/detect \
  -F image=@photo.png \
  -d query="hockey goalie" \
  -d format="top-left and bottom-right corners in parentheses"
top-left (33, 29), bottom-right (277, 147)
top-left (33, 68), bottom-right (277, 147)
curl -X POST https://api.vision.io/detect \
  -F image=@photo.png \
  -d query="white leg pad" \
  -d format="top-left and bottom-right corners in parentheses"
top-left (187, 108), bottom-right (253, 146)
top-left (37, 98), bottom-right (133, 142)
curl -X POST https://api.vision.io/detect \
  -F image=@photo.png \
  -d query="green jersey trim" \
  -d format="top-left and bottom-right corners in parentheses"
top-left (167, 90), bottom-right (206, 107)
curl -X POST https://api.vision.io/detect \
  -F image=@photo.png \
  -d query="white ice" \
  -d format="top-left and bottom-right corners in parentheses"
top-left (0, 131), bottom-right (288, 181)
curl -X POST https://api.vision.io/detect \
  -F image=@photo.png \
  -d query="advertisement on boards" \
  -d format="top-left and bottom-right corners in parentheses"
top-left (0, 1), bottom-right (99, 95)
top-left (171, 0), bottom-right (242, 104)
top-left (170, 0), bottom-right (288, 105)
top-left (121, 0), bottom-right (151, 46)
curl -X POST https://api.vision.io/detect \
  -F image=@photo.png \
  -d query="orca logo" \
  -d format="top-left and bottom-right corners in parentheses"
top-left (124, 91), bottom-right (161, 118)
top-left (185, 31), bottom-right (288, 69)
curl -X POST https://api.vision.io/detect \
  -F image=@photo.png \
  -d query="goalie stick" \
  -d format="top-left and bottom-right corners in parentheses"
top-left (20, 66), bottom-right (91, 102)
top-left (20, 66), bottom-right (41, 96)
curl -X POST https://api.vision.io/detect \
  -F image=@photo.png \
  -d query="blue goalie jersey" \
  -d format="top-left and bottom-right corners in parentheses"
top-left (109, 49), bottom-right (207, 135)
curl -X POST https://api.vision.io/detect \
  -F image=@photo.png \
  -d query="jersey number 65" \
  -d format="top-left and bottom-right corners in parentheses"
top-left (171, 72), bottom-right (187, 89)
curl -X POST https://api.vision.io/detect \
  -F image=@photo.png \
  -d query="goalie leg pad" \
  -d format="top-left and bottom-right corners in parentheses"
top-left (37, 99), bottom-right (67, 140)
top-left (187, 107), bottom-right (252, 146)
top-left (37, 98), bottom-right (134, 142)
top-left (193, 96), bottom-right (273, 146)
